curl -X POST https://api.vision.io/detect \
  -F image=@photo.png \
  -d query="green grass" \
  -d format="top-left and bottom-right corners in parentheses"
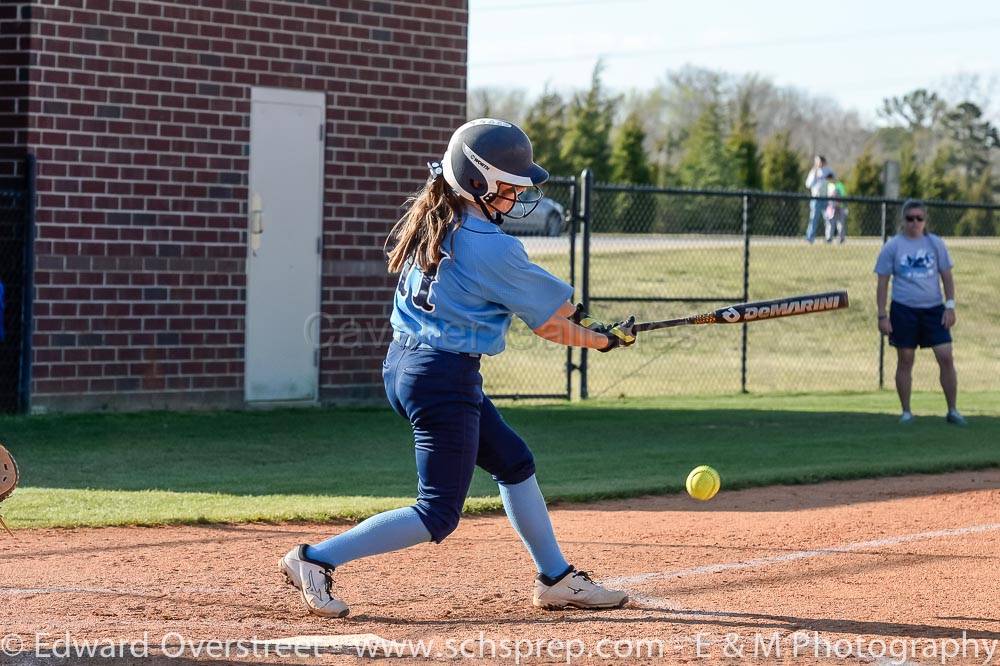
top-left (485, 236), bottom-right (1000, 397)
top-left (1, 391), bottom-right (998, 529)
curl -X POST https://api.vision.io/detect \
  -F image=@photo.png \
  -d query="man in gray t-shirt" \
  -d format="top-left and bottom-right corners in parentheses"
top-left (874, 200), bottom-right (964, 426)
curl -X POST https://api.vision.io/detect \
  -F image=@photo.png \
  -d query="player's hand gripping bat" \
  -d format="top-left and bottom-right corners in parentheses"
top-left (633, 291), bottom-right (849, 333)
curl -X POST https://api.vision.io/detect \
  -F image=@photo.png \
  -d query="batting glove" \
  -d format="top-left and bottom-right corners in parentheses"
top-left (599, 316), bottom-right (637, 352)
top-left (571, 303), bottom-right (610, 332)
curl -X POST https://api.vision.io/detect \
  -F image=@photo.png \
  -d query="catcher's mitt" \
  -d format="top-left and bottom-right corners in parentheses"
top-left (0, 444), bottom-right (17, 536)
top-left (0, 444), bottom-right (17, 503)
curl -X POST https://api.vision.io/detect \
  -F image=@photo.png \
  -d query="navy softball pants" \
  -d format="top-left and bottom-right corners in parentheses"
top-left (382, 339), bottom-right (536, 543)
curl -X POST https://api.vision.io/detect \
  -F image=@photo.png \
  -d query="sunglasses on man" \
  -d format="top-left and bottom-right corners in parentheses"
top-left (905, 214), bottom-right (925, 222)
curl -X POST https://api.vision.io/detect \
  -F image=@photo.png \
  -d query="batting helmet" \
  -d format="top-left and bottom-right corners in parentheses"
top-left (441, 118), bottom-right (547, 220)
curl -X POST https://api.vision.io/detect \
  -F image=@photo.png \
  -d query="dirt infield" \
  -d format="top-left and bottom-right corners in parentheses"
top-left (2, 470), bottom-right (999, 664)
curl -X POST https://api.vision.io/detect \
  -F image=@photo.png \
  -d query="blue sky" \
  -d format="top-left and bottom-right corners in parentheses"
top-left (468, 0), bottom-right (1000, 121)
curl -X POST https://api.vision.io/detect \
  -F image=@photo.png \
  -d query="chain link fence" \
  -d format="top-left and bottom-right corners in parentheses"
top-left (484, 170), bottom-right (1000, 399)
top-left (483, 176), bottom-right (577, 399)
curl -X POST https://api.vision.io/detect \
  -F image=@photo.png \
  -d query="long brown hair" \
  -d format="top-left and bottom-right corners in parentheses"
top-left (385, 176), bottom-right (466, 274)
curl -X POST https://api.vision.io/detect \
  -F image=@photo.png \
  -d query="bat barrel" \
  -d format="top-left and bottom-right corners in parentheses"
top-left (633, 291), bottom-right (849, 333)
top-left (716, 291), bottom-right (848, 324)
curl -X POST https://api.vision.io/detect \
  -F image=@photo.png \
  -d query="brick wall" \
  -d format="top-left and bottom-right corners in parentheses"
top-left (25, 0), bottom-right (467, 412)
top-left (0, 3), bottom-right (30, 188)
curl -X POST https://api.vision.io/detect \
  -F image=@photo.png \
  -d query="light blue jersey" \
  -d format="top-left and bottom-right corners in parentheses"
top-left (390, 207), bottom-right (573, 355)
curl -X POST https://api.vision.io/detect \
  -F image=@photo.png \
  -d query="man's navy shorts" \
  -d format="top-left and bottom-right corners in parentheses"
top-left (889, 301), bottom-right (952, 349)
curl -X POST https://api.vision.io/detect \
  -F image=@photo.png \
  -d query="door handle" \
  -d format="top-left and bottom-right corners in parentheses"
top-left (250, 193), bottom-right (264, 255)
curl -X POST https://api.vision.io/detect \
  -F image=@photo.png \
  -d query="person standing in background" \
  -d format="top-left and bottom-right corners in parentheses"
top-left (804, 155), bottom-right (831, 244)
top-left (875, 200), bottom-right (965, 426)
top-left (824, 174), bottom-right (848, 243)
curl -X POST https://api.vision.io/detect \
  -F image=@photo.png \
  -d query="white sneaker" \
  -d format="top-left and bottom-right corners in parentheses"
top-left (899, 411), bottom-right (914, 424)
top-left (533, 567), bottom-right (628, 610)
top-left (279, 545), bottom-right (349, 618)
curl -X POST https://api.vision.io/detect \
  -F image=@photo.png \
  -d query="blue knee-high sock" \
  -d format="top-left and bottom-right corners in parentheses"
top-left (305, 506), bottom-right (431, 568)
top-left (498, 475), bottom-right (570, 579)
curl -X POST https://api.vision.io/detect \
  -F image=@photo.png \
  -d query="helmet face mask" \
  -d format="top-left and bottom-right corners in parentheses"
top-left (441, 118), bottom-right (548, 223)
top-left (487, 182), bottom-right (544, 219)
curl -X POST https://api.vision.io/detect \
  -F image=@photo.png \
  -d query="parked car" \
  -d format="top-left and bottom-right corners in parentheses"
top-left (501, 197), bottom-right (566, 236)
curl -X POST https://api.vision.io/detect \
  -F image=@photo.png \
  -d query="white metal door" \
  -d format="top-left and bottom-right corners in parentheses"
top-left (245, 88), bottom-right (325, 403)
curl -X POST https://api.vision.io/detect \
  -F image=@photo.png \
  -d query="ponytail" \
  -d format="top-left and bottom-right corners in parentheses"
top-left (385, 173), bottom-right (465, 274)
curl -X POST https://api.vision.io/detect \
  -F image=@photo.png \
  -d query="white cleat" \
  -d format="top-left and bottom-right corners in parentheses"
top-left (899, 411), bottom-right (915, 424)
top-left (279, 545), bottom-right (350, 618)
top-left (533, 567), bottom-right (628, 610)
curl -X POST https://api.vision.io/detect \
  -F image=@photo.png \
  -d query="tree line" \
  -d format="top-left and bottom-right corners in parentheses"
top-left (470, 65), bottom-right (999, 235)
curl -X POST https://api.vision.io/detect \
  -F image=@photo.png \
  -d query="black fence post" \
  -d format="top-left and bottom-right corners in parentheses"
top-left (565, 178), bottom-right (579, 401)
top-left (740, 193), bottom-right (750, 393)
top-left (878, 201), bottom-right (887, 391)
top-left (19, 154), bottom-right (36, 413)
top-left (579, 168), bottom-right (592, 400)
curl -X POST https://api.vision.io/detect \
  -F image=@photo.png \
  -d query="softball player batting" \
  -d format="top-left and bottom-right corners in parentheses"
top-left (280, 118), bottom-right (636, 618)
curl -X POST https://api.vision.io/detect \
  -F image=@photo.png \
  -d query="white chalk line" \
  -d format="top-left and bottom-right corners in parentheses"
top-left (626, 592), bottom-right (680, 609)
top-left (607, 522), bottom-right (1000, 588)
top-left (0, 586), bottom-right (122, 595)
top-left (617, 525), bottom-right (996, 666)
top-left (3, 523), bottom-right (997, 619)
top-left (0, 585), bottom-right (227, 596)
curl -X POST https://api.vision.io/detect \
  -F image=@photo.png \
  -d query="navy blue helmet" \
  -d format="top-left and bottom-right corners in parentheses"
top-left (442, 118), bottom-right (547, 221)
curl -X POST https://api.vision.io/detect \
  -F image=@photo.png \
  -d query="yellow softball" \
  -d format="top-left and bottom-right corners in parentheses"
top-left (686, 465), bottom-right (721, 501)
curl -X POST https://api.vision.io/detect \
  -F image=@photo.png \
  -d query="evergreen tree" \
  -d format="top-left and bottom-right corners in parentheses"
top-left (656, 161), bottom-right (677, 187)
top-left (942, 102), bottom-right (1000, 188)
top-left (760, 132), bottom-right (803, 193)
top-left (755, 132), bottom-right (803, 234)
top-left (956, 168), bottom-right (995, 236)
top-left (726, 97), bottom-right (762, 189)
top-left (848, 145), bottom-right (882, 196)
top-left (522, 88), bottom-right (570, 177)
top-left (677, 101), bottom-right (734, 188)
top-left (609, 112), bottom-right (655, 232)
top-left (560, 63), bottom-right (616, 182)
top-left (920, 145), bottom-right (964, 235)
top-left (610, 113), bottom-right (654, 184)
top-left (652, 130), bottom-right (683, 186)
top-left (921, 145), bottom-right (963, 202)
top-left (839, 145), bottom-right (883, 235)
top-left (899, 140), bottom-right (922, 198)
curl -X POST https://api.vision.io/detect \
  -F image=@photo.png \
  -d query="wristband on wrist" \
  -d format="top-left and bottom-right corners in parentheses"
top-left (944, 299), bottom-right (955, 309)
top-left (878, 314), bottom-right (888, 320)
